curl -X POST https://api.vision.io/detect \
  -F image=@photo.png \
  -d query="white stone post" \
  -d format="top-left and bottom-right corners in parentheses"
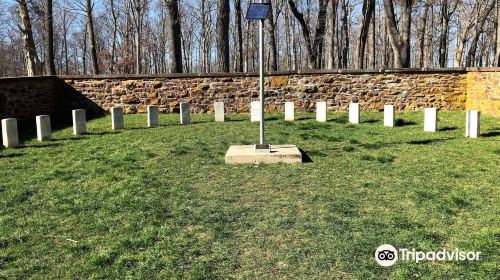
top-left (349, 103), bottom-right (360, 124)
top-left (72, 109), bottom-right (86, 135)
top-left (147, 105), bottom-right (159, 127)
top-left (316, 101), bottom-right (327, 122)
top-left (424, 108), bottom-right (438, 132)
top-left (180, 103), bottom-right (190, 125)
top-left (214, 102), bottom-right (225, 122)
top-left (36, 115), bottom-right (51, 141)
top-left (251, 101), bottom-right (261, 122)
top-left (466, 110), bottom-right (480, 138)
top-left (111, 107), bottom-right (124, 130)
top-left (285, 102), bottom-right (295, 121)
top-left (384, 105), bottom-right (395, 127)
top-left (1, 118), bottom-right (19, 148)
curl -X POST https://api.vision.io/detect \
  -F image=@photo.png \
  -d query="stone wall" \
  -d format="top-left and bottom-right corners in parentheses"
top-left (61, 69), bottom-right (468, 115)
top-left (0, 68), bottom-right (498, 125)
top-left (0, 76), bottom-right (104, 124)
top-left (0, 77), bottom-right (56, 121)
top-left (466, 69), bottom-right (500, 117)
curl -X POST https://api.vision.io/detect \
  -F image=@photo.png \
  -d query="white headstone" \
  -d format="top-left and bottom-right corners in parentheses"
top-left (214, 102), bottom-right (225, 122)
top-left (36, 115), bottom-right (51, 141)
top-left (285, 102), bottom-right (295, 121)
top-left (384, 105), bottom-right (395, 127)
top-left (466, 110), bottom-right (480, 138)
top-left (1, 118), bottom-right (19, 148)
top-left (111, 107), bottom-right (124, 130)
top-left (349, 103), bottom-right (360, 124)
top-left (72, 109), bottom-right (86, 135)
top-left (180, 103), bottom-right (190, 124)
top-left (147, 105), bottom-right (159, 127)
top-left (316, 101), bottom-right (327, 122)
top-left (251, 101), bottom-right (261, 122)
top-left (424, 108), bottom-right (438, 132)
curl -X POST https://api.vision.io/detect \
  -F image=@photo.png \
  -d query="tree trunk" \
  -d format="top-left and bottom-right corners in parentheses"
top-left (419, 0), bottom-right (430, 67)
top-left (110, 0), bottom-right (118, 74)
top-left (268, 2), bottom-right (278, 71)
top-left (288, 0), bottom-right (330, 69)
top-left (235, 0), bottom-right (244, 72)
top-left (216, 0), bottom-right (230, 72)
top-left (340, 0), bottom-right (348, 68)
top-left (18, 0), bottom-right (41, 76)
top-left (383, 0), bottom-right (413, 68)
top-left (496, 0), bottom-right (500, 66)
top-left (44, 0), bottom-right (56, 75)
top-left (86, 0), bottom-right (100, 75)
top-left (355, 0), bottom-right (375, 69)
top-left (466, 0), bottom-right (495, 67)
top-left (166, 0), bottom-right (183, 73)
top-left (326, 0), bottom-right (338, 69)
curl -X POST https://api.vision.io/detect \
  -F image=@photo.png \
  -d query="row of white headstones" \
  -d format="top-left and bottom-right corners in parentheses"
top-left (1, 101), bottom-right (481, 149)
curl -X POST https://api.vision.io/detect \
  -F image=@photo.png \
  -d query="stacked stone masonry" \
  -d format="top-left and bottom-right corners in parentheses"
top-left (63, 72), bottom-right (468, 114)
top-left (0, 69), bottom-right (498, 124)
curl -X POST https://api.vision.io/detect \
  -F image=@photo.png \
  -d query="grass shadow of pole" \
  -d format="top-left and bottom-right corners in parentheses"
top-left (299, 148), bottom-right (313, 163)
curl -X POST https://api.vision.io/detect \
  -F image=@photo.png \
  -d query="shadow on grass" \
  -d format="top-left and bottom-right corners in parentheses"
top-left (331, 116), bottom-right (348, 124)
top-left (224, 119), bottom-right (246, 123)
top-left (440, 126), bottom-right (458, 132)
top-left (395, 119), bottom-right (417, 127)
top-left (363, 119), bottom-right (379, 124)
top-left (17, 143), bottom-right (63, 149)
top-left (86, 131), bottom-right (122, 136)
top-left (266, 116), bottom-right (280, 121)
top-left (296, 116), bottom-right (314, 121)
top-left (52, 137), bottom-right (88, 142)
top-left (299, 148), bottom-right (313, 163)
top-left (482, 131), bottom-right (500, 137)
top-left (0, 153), bottom-right (24, 159)
top-left (407, 138), bottom-right (454, 145)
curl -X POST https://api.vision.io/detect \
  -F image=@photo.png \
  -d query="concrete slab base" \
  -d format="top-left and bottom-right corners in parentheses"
top-left (225, 145), bottom-right (302, 164)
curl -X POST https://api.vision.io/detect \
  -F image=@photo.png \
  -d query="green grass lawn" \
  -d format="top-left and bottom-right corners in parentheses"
top-left (1, 111), bottom-right (499, 279)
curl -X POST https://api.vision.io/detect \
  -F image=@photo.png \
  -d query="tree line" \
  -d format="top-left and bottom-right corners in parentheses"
top-left (0, 0), bottom-right (499, 77)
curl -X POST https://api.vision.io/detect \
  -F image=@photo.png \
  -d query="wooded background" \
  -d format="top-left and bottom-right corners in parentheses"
top-left (0, 0), bottom-right (499, 77)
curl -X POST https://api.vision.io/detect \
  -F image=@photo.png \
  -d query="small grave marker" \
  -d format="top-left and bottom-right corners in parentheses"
top-left (111, 107), bottom-right (124, 130)
top-left (384, 105), bottom-right (395, 127)
top-left (36, 115), bottom-right (51, 141)
top-left (316, 101), bottom-right (327, 122)
top-left (349, 103), bottom-right (360, 124)
top-left (72, 109), bottom-right (86, 135)
top-left (1, 118), bottom-right (19, 148)
top-left (147, 105), bottom-right (159, 127)
top-left (424, 108), bottom-right (438, 132)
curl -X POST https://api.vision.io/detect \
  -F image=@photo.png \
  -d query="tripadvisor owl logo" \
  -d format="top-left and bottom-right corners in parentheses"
top-left (375, 244), bottom-right (398, 267)
top-left (374, 244), bottom-right (482, 267)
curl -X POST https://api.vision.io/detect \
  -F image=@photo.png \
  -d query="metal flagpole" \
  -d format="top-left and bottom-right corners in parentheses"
top-left (259, 1), bottom-right (265, 145)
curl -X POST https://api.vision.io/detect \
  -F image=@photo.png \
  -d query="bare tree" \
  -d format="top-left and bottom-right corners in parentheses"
top-left (234, 0), bottom-right (243, 72)
top-left (17, 0), bottom-right (42, 76)
top-left (44, 0), bottom-right (56, 75)
top-left (438, 0), bottom-right (458, 68)
top-left (288, 0), bottom-right (330, 69)
top-left (466, 0), bottom-right (496, 66)
top-left (86, 0), bottom-right (99, 74)
top-left (355, 0), bottom-right (375, 69)
top-left (419, 0), bottom-right (431, 67)
top-left (326, 0), bottom-right (339, 69)
top-left (165, 0), bottom-right (183, 73)
top-left (496, 0), bottom-right (500, 66)
top-left (383, 0), bottom-right (413, 68)
top-left (216, 0), bottom-right (230, 72)
top-left (340, 0), bottom-right (349, 68)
